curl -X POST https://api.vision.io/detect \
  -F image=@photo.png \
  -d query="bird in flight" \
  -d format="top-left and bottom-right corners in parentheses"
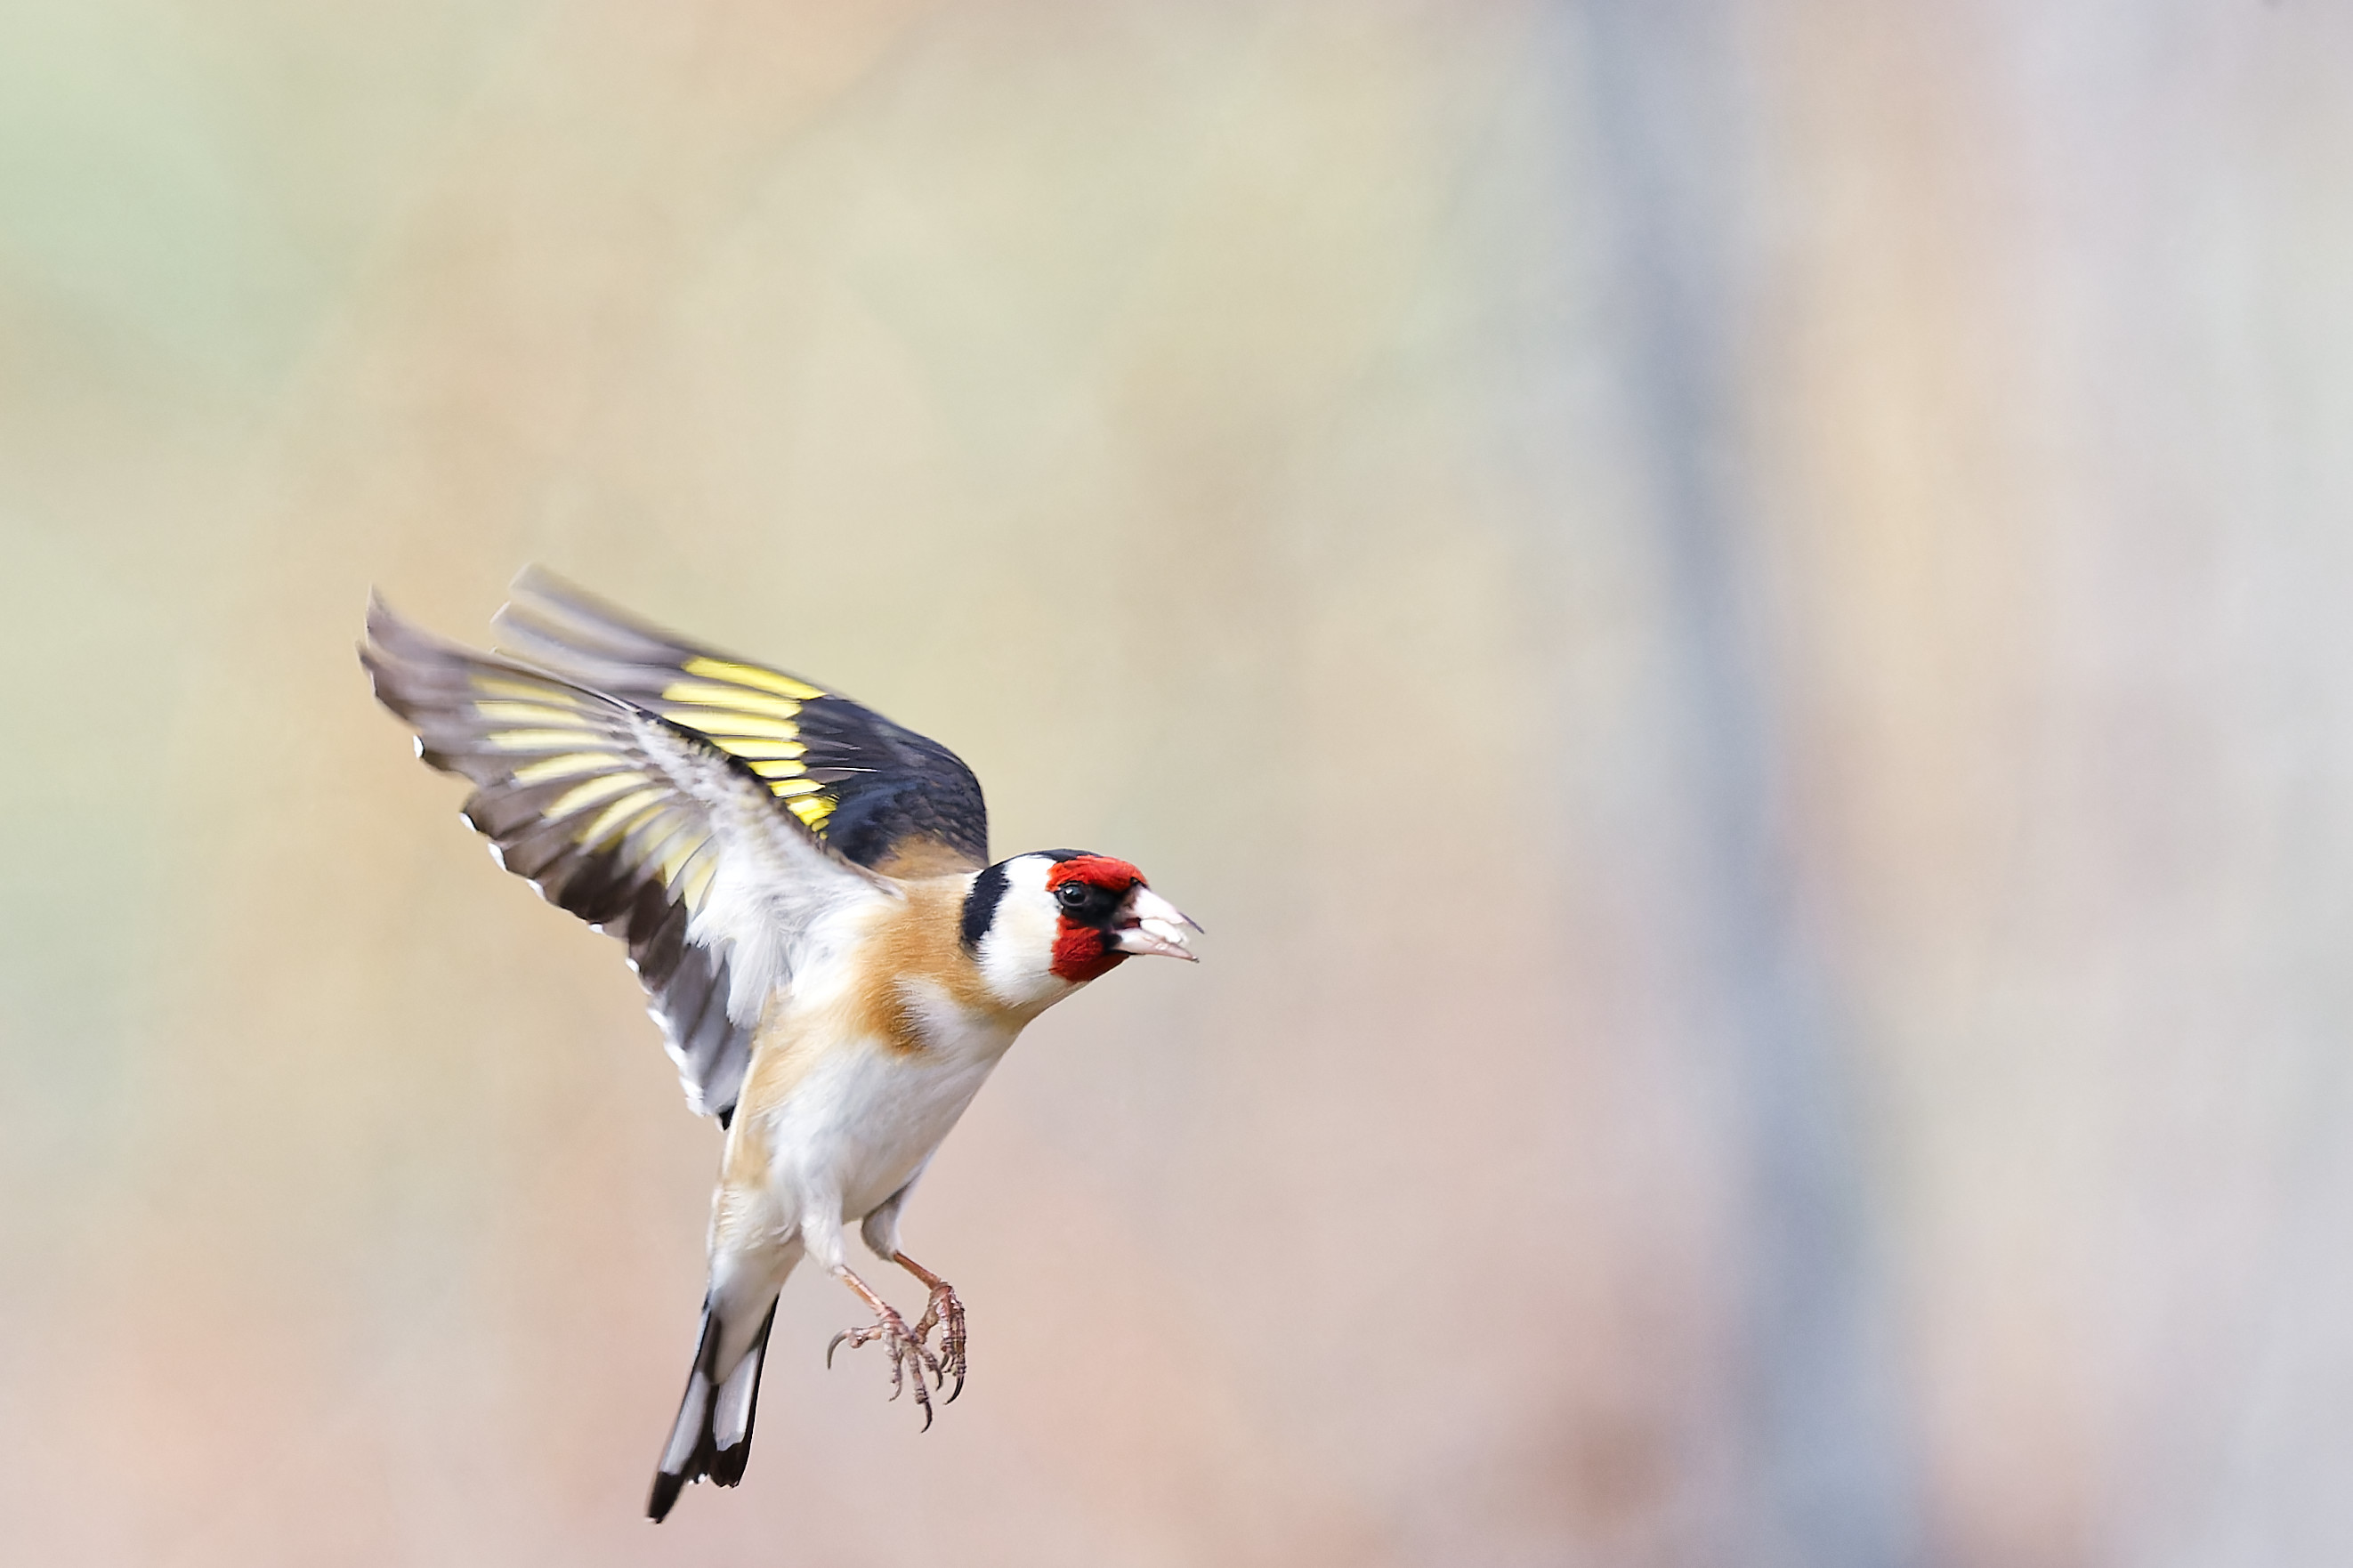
top-left (360, 568), bottom-right (1199, 1522)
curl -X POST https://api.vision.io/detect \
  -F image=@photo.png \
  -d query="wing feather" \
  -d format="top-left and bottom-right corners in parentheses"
top-left (361, 594), bottom-right (888, 1123)
top-left (490, 567), bottom-right (990, 874)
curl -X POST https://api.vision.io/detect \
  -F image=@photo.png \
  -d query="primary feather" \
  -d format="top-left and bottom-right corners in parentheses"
top-left (493, 567), bottom-right (991, 876)
top-left (360, 595), bottom-right (887, 1124)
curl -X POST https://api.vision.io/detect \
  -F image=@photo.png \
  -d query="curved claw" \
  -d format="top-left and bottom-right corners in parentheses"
top-left (910, 1281), bottom-right (968, 1405)
top-left (826, 1303), bottom-right (942, 1428)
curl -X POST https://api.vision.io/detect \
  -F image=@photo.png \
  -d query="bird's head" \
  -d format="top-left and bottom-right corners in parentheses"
top-left (961, 850), bottom-right (1199, 1010)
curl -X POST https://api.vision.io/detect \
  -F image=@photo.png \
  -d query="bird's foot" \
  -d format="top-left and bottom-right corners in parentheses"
top-left (826, 1303), bottom-right (944, 1428)
top-left (910, 1280), bottom-right (967, 1403)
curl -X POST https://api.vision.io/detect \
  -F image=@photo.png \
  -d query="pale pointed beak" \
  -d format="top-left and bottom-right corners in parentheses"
top-left (1111, 885), bottom-right (1201, 962)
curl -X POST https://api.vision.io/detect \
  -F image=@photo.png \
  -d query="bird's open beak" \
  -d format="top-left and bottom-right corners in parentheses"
top-left (1111, 885), bottom-right (1201, 962)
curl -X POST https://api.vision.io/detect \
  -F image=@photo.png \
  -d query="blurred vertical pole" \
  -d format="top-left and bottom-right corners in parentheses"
top-left (1575, 4), bottom-right (1920, 1564)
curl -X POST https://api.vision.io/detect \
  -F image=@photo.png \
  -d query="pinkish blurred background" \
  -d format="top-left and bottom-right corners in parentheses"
top-left (6, 4), bottom-right (2353, 1564)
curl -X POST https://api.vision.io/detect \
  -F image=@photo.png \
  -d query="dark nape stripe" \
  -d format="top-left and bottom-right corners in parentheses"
top-left (960, 861), bottom-right (1013, 951)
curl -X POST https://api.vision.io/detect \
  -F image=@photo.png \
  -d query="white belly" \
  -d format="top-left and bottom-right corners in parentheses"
top-left (757, 980), bottom-right (1021, 1225)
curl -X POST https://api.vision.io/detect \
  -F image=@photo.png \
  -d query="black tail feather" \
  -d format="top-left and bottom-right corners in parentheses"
top-left (646, 1461), bottom-right (691, 1525)
top-left (647, 1297), bottom-right (779, 1523)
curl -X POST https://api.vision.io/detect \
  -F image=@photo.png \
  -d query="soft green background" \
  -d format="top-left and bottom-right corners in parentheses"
top-left (5, 4), bottom-right (2352, 1564)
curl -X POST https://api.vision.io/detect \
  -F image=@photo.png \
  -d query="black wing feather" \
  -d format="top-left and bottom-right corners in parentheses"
top-left (361, 597), bottom-right (774, 1122)
top-left (492, 567), bottom-right (989, 874)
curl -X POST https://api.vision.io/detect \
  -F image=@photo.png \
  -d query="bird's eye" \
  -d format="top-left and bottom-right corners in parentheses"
top-left (1056, 883), bottom-right (1090, 909)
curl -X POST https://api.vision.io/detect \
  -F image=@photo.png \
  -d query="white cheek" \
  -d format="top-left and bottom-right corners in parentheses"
top-left (976, 860), bottom-right (1076, 1011)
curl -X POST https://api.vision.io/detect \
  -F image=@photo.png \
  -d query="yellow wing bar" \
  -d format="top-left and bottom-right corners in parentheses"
top-left (652, 668), bottom-right (838, 834)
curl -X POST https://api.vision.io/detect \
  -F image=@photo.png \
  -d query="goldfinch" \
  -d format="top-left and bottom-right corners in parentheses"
top-left (359, 569), bottom-right (1198, 1522)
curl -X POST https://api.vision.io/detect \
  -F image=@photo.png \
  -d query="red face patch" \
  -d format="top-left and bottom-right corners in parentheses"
top-left (1046, 854), bottom-right (1144, 982)
top-left (1044, 855), bottom-right (1144, 896)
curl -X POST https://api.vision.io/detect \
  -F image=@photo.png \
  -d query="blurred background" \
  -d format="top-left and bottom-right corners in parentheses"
top-left (4, 3), bottom-right (2351, 1564)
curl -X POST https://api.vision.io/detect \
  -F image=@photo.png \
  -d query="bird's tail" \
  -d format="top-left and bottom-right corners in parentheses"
top-left (647, 1293), bottom-right (780, 1523)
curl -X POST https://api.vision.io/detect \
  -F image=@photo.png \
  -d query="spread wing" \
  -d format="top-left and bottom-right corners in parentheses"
top-left (360, 596), bottom-right (893, 1126)
top-left (489, 566), bottom-right (990, 878)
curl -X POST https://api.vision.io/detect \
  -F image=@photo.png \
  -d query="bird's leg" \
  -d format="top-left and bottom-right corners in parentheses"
top-left (823, 1265), bottom-right (943, 1428)
top-left (893, 1252), bottom-right (967, 1403)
